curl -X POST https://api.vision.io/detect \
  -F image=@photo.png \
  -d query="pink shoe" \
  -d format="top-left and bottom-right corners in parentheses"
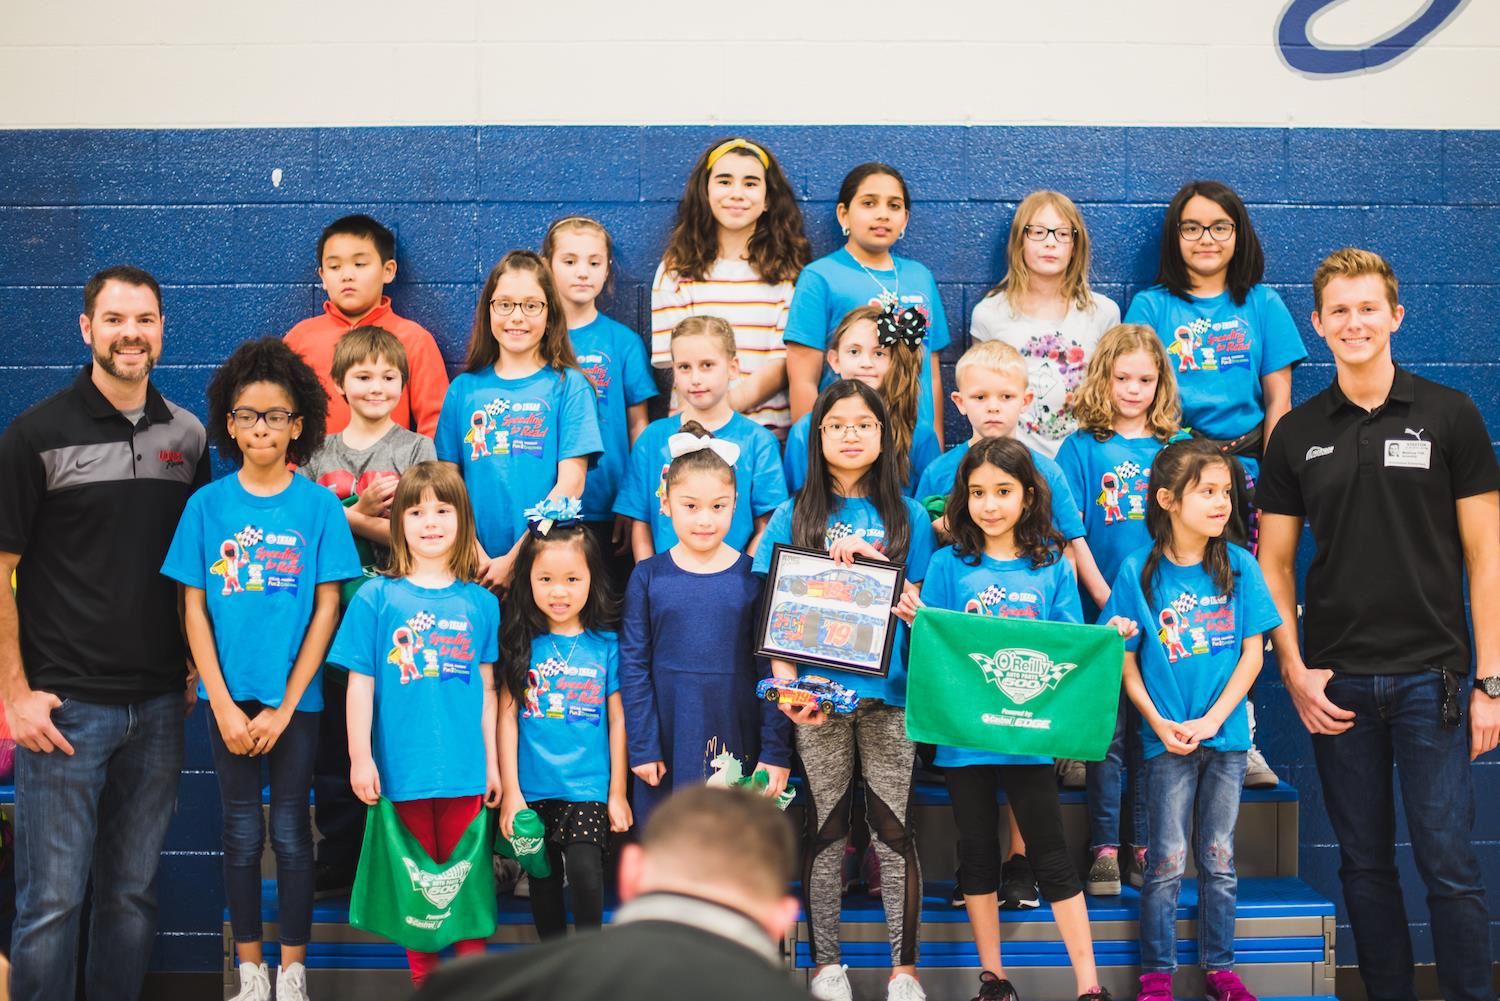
top-left (1136, 972), bottom-right (1173, 1001)
top-left (1205, 970), bottom-right (1256, 1001)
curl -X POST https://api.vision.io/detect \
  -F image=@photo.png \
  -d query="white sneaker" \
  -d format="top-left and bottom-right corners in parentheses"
top-left (229, 961), bottom-right (270, 1001)
top-left (277, 962), bottom-right (310, 1001)
top-left (810, 963), bottom-right (854, 1001)
top-left (1244, 745), bottom-right (1279, 788)
top-left (888, 972), bottom-right (927, 1001)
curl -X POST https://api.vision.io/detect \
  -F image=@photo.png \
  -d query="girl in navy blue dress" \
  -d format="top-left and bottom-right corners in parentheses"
top-left (620, 422), bottom-right (793, 823)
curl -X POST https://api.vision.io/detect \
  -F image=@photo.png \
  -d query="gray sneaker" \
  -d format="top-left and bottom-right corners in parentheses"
top-left (1244, 745), bottom-right (1279, 788)
top-left (1086, 848), bottom-right (1121, 896)
top-left (1056, 758), bottom-right (1087, 789)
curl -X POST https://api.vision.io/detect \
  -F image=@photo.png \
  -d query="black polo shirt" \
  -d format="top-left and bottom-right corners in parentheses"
top-left (1257, 365), bottom-right (1500, 675)
top-left (0, 366), bottom-right (208, 703)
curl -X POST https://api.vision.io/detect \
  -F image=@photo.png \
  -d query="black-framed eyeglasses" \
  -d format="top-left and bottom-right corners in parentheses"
top-left (1022, 225), bottom-right (1075, 244)
top-left (490, 298), bottom-right (547, 317)
top-left (229, 408), bottom-right (298, 430)
top-left (1178, 221), bottom-right (1236, 242)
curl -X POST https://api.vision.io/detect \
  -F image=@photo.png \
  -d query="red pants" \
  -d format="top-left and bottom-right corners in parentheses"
top-left (394, 795), bottom-right (488, 987)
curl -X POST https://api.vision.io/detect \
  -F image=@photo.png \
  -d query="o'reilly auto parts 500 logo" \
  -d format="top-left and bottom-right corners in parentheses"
top-left (971, 648), bottom-right (1078, 705)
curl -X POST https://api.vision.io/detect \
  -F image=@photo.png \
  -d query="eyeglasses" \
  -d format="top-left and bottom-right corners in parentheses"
top-left (229, 408), bottom-right (298, 430)
top-left (1022, 225), bottom-right (1075, 244)
top-left (1178, 221), bottom-right (1236, 242)
top-left (490, 298), bottom-right (548, 317)
top-left (819, 420), bottom-right (882, 439)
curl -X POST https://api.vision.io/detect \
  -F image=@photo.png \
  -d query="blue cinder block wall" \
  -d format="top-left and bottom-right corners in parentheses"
top-left (1, 125), bottom-right (1497, 973)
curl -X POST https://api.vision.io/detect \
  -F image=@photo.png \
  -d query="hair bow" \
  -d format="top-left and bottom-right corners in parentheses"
top-left (876, 305), bottom-right (928, 349)
top-left (524, 496), bottom-right (583, 538)
top-left (1166, 429), bottom-right (1193, 444)
top-left (667, 432), bottom-right (741, 468)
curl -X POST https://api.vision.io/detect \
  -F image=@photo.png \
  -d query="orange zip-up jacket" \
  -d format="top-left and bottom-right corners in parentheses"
top-left (284, 297), bottom-right (449, 438)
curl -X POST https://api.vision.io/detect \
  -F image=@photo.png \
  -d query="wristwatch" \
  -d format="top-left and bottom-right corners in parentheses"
top-left (1476, 677), bottom-right (1500, 699)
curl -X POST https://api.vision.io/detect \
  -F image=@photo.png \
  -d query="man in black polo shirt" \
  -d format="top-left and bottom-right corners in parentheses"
top-left (1258, 248), bottom-right (1500, 1001)
top-left (0, 266), bottom-right (208, 1001)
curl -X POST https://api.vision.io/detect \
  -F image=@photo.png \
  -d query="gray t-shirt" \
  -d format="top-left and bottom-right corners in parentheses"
top-left (298, 425), bottom-right (436, 569)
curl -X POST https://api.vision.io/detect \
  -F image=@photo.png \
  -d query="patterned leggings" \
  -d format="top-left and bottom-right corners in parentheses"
top-left (798, 700), bottom-right (920, 967)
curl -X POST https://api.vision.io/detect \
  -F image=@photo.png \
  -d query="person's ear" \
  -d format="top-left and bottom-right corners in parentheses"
top-left (1155, 486), bottom-right (1177, 512)
top-left (764, 894), bottom-right (802, 941)
top-left (382, 258), bottom-right (398, 284)
top-left (79, 312), bottom-right (93, 348)
top-left (1022, 389), bottom-right (1035, 409)
top-left (617, 843), bottom-right (646, 903)
top-left (949, 389), bottom-right (966, 414)
top-left (826, 347), bottom-right (841, 375)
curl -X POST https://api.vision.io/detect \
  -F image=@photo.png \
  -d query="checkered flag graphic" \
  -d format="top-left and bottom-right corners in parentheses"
top-left (1171, 593), bottom-right (1199, 617)
top-left (234, 525), bottom-right (262, 550)
top-left (978, 585), bottom-right (1005, 607)
top-left (823, 522), bottom-right (855, 546)
top-left (1185, 317), bottom-right (1212, 338)
top-left (1116, 460), bottom-right (1141, 479)
top-left (409, 611), bottom-right (436, 634)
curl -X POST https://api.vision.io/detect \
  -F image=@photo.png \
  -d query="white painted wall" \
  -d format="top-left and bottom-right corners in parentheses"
top-left (1, 0), bottom-right (1497, 128)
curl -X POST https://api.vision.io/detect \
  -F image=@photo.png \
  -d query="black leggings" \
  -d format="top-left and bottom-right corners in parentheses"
top-left (529, 842), bottom-right (604, 939)
top-left (947, 763), bottom-right (1081, 902)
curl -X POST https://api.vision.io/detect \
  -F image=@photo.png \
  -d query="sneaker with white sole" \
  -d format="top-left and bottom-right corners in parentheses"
top-left (1056, 758), bottom-right (1087, 789)
top-left (229, 961), bottom-right (270, 1001)
top-left (810, 963), bottom-right (854, 1001)
top-left (888, 972), bottom-right (927, 1001)
top-left (277, 962), bottom-right (310, 1001)
top-left (1244, 746), bottom-right (1279, 788)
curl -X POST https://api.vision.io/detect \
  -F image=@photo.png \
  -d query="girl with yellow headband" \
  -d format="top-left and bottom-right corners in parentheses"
top-left (651, 138), bottom-right (811, 440)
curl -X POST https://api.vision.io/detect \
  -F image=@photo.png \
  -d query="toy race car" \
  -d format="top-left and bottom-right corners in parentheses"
top-left (757, 675), bottom-right (860, 716)
top-left (767, 600), bottom-right (885, 665)
top-left (778, 567), bottom-right (882, 607)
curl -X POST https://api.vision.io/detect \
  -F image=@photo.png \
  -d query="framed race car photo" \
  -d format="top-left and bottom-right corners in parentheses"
top-left (755, 544), bottom-right (905, 677)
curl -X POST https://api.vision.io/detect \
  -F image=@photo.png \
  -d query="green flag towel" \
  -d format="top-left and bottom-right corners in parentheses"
top-left (906, 607), bottom-right (1124, 761)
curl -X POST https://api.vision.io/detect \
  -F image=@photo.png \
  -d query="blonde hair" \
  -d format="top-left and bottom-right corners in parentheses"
top-left (955, 340), bottom-right (1029, 387)
top-left (830, 304), bottom-right (922, 488)
top-left (1070, 324), bottom-right (1181, 443)
top-left (1313, 247), bottom-right (1399, 312)
top-left (986, 190), bottom-right (1097, 313)
top-left (670, 315), bottom-right (737, 360)
top-left (385, 462), bottom-right (481, 581)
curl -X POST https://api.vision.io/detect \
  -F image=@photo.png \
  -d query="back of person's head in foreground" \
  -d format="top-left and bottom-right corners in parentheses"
top-left (618, 786), bottom-right (800, 941)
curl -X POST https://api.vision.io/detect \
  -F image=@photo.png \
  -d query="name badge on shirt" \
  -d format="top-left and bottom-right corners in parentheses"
top-left (1384, 439), bottom-right (1431, 469)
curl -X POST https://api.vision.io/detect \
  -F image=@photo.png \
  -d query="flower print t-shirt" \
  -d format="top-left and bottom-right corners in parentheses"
top-left (570, 315), bottom-right (659, 522)
top-left (161, 472), bottom-right (362, 711)
top-left (435, 365), bottom-right (604, 558)
top-left (784, 249), bottom-right (952, 428)
top-left (1124, 284), bottom-right (1307, 478)
top-left (327, 576), bottom-right (500, 801)
top-left (1101, 544), bottom-right (1280, 760)
top-left (752, 495), bottom-right (936, 706)
top-left (1054, 430), bottom-right (1164, 590)
top-left (970, 290), bottom-right (1121, 458)
top-left (920, 544), bottom-right (1082, 767)
top-left (516, 629), bottom-right (620, 804)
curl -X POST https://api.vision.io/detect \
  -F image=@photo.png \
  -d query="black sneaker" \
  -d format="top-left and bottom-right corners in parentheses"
top-left (314, 858), bottom-right (356, 899)
top-left (998, 854), bottom-right (1040, 910)
top-left (975, 971), bottom-right (1019, 1001)
top-left (1077, 988), bottom-right (1113, 1001)
top-left (950, 881), bottom-right (964, 908)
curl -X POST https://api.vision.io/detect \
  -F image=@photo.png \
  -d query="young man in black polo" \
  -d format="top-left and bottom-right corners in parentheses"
top-left (1257, 248), bottom-right (1500, 1001)
top-left (0, 266), bottom-right (208, 1001)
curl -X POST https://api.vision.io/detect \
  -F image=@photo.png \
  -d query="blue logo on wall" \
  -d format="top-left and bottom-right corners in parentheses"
top-left (1277, 0), bottom-right (1468, 75)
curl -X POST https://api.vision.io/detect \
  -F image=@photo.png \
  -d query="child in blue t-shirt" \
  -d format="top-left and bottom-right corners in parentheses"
top-left (326, 462), bottom-right (500, 989)
top-left (497, 504), bottom-right (629, 940)
top-left (161, 338), bottom-right (362, 1001)
top-left (1054, 323), bottom-right (1182, 892)
top-left (908, 436), bottom-right (1121, 1001)
top-left (615, 316), bottom-right (786, 558)
top-left (783, 304), bottom-right (941, 497)
top-left (783, 162), bottom-right (952, 435)
top-left (1100, 440), bottom-right (1281, 1001)
top-left (435, 250), bottom-right (603, 592)
top-left (542, 216), bottom-right (659, 590)
top-left (753, 380), bottom-right (936, 1001)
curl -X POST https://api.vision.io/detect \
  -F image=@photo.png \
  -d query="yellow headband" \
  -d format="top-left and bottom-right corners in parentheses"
top-left (705, 138), bottom-right (770, 172)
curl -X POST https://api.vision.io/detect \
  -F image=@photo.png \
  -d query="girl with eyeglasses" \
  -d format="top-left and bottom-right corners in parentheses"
top-left (436, 250), bottom-right (604, 592)
top-left (753, 379), bottom-right (937, 1001)
top-left (970, 190), bottom-right (1121, 460)
top-left (162, 337), bottom-right (363, 1001)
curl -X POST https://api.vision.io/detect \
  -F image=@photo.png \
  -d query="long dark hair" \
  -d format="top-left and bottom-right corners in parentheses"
top-left (947, 437), bottom-right (1065, 569)
top-left (499, 524), bottom-right (618, 703)
top-left (464, 250), bottom-right (579, 374)
top-left (661, 138), bottom-right (811, 286)
top-left (792, 380), bottom-right (910, 561)
top-left (1154, 180), bottom-right (1264, 306)
top-left (1140, 439), bottom-right (1236, 602)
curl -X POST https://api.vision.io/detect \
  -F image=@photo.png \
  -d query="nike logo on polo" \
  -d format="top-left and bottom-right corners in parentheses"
top-left (1306, 445), bottom-right (1335, 461)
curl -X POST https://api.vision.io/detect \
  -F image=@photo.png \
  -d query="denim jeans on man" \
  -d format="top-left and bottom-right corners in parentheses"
top-left (206, 700), bottom-right (320, 949)
top-left (1087, 692), bottom-right (1149, 851)
top-left (1140, 747), bottom-right (1247, 973)
top-left (1312, 670), bottom-right (1493, 1001)
top-left (10, 692), bottom-right (184, 1001)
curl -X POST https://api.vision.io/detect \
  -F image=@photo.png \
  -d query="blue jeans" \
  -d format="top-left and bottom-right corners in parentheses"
top-left (206, 701), bottom-right (319, 947)
top-left (1140, 746), bottom-right (1246, 973)
top-left (1312, 670), bottom-right (1493, 1001)
top-left (10, 692), bottom-right (184, 1001)
top-left (1086, 692), bottom-right (1149, 850)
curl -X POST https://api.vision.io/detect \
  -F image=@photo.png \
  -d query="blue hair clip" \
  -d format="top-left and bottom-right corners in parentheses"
top-left (1167, 429), bottom-right (1193, 444)
top-left (524, 496), bottom-right (582, 538)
